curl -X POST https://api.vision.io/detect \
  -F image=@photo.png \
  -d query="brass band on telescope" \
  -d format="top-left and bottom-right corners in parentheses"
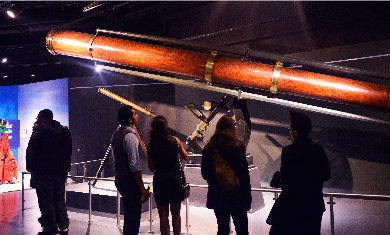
top-left (46, 29), bottom-right (58, 55)
top-left (270, 61), bottom-right (283, 95)
top-left (88, 31), bottom-right (99, 60)
top-left (205, 50), bottom-right (218, 85)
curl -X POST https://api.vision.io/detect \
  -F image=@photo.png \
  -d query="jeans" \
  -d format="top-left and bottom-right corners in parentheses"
top-left (214, 208), bottom-right (248, 235)
top-left (31, 174), bottom-right (69, 233)
top-left (115, 175), bottom-right (142, 235)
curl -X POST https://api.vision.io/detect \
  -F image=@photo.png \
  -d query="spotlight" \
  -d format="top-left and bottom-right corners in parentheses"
top-left (6, 10), bottom-right (15, 18)
top-left (2, 58), bottom-right (7, 63)
top-left (3, 75), bottom-right (8, 78)
top-left (95, 65), bottom-right (102, 72)
top-left (30, 74), bottom-right (35, 77)
top-left (83, 2), bottom-right (108, 12)
top-left (6, 5), bottom-right (23, 19)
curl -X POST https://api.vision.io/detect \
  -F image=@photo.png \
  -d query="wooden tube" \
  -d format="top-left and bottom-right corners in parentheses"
top-left (46, 30), bottom-right (390, 110)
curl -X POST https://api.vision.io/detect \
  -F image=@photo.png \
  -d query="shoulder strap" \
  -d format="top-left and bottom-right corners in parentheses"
top-left (174, 136), bottom-right (179, 149)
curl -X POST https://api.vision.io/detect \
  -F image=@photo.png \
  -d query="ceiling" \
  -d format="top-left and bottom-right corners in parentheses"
top-left (0, 1), bottom-right (390, 86)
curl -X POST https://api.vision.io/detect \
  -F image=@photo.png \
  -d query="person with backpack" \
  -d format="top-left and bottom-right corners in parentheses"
top-left (201, 115), bottom-right (252, 235)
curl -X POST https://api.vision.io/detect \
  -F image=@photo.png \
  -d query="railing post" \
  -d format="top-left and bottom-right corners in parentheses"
top-left (117, 190), bottom-right (121, 228)
top-left (83, 163), bottom-right (87, 182)
top-left (273, 192), bottom-right (279, 200)
top-left (21, 172), bottom-right (25, 211)
top-left (186, 198), bottom-right (190, 235)
top-left (88, 179), bottom-right (92, 223)
top-left (149, 192), bottom-right (154, 233)
top-left (328, 195), bottom-right (335, 235)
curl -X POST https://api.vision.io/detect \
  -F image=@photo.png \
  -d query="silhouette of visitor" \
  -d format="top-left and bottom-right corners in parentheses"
top-left (201, 115), bottom-right (252, 235)
top-left (267, 110), bottom-right (331, 235)
top-left (26, 109), bottom-right (72, 235)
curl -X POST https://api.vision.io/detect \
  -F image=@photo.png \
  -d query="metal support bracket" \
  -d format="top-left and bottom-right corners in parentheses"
top-left (270, 61), bottom-right (283, 94)
top-left (236, 88), bottom-right (243, 99)
top-left (205, 50), bottom-right (218, 85)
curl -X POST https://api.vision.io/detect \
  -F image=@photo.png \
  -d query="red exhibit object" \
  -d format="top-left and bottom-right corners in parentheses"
top-left (0, 133), bottom-right (18, 182)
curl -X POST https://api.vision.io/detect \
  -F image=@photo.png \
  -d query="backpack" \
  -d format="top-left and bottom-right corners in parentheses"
top-left (213, 148), bottom-right (240, 194)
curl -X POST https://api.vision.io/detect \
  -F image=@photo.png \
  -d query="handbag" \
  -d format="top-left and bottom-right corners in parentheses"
top-left (213, 147), bottom-right (240, 194)
top-left (178, 156), bottom-right (190, 199)
top-left (270, 171), bottom-right (281, 188)
top-left (175, 137), bottom-right (190, 199)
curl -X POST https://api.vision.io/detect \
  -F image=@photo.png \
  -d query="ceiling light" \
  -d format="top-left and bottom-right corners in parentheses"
top-left (83, 2), bottom-right (108, 12)
top-left (6, 5), bottom-right (23, 19)
top-left (3, 75), bottom-right (8, 78)
top-left (30, 74), bottom-right (35, 77)
top-left (2, 58), bottom-right (7, 63)
top-left (7, 10), bottom-right (15, 18)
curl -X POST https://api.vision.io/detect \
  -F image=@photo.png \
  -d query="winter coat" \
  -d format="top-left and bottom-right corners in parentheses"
top-left (26, 120), bottom-right (72, 176)
top-left (267, 137), bottom-right (331, 226)
top-left (201, 132), bottom-right (252, 211)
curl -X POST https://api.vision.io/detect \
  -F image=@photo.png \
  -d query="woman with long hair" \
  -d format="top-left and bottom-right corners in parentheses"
top-left (147, 115), bottom-right (188, 235)
top-left (201, 115), bottom-right (252, 235)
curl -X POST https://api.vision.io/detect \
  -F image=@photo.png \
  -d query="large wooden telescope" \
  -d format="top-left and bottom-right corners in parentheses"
top-left (46, 30), bottom-right (390, 111)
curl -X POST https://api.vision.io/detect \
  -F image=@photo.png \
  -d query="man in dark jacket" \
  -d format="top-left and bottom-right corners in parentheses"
top-left (26, 109), bottom-right (72, 235)
top-left (267, 110), bottom-right (331, 235)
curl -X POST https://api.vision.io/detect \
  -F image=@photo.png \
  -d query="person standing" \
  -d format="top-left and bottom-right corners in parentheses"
top-left (26, 109), bottom-right (72, 235)
top-left (111, 105), bottom-right (150, 235)
top-left (147, 115), bottom-right (189, 235)
top-left (201, 115), bottom-right (252, 235)
top-left (267, 110), bottom-right (331, 235)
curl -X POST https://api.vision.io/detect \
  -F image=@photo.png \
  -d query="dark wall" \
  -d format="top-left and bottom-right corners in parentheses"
top-left (171, 84), bottom-right (390, 194)
top-left (68, 70), bottom-right (390, 194)
top-left (68, 72), bottom-right (175, 177)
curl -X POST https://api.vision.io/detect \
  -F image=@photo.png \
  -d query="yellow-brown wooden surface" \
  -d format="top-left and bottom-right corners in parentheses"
top-left (47, 30), bottom-right (390, 110)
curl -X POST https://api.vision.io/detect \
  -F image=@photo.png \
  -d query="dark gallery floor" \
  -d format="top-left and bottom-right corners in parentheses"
top-left (1, 183), bottom-right (390, 235)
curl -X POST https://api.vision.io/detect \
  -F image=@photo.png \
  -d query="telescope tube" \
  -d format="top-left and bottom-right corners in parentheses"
top-left (46, 30), bottom-right (390, 110)
top-left (98, 88), bottom-right (156, 117)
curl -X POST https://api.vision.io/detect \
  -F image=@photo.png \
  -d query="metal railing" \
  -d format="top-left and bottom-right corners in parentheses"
top-left (21, 172), bottom-right (190, 234)
top-left (21, 172), bottom-right (390, 235)
top-left (70, 158), bottom-right (105, 181)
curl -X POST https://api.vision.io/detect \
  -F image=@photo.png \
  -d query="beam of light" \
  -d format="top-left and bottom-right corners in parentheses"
top-left (324, 53), bottom-right (390, 64)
